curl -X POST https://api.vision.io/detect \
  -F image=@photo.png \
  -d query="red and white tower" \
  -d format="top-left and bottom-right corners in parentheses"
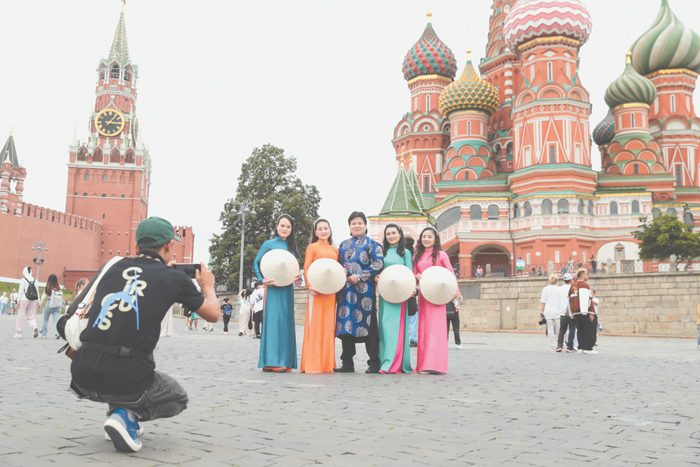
top-left (65, 5), bottom-right (151, 260)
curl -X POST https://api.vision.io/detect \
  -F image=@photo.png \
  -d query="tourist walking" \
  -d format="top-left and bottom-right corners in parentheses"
top-left (221, 298), bottom-right (233, 335)
top-left (590, 255), bottom-right (597, 274)
top-left (14, 267), bottom-right (39, 338)
top-left (556, 273), bottom-right (576, 352)
top-left (38, 274), bottom-right (63, 339)
top-left (376, 223), bottom-right (412, 374)
top-left (0, 292), bottom-right (8, 315)
top-left (237, 289), bottom-right (253, 336)
top-left (253, 214), bottom-right (300, 372)
top-left (300, 219), bottom-right (339, 374)
top-left (250, 283), bottom-right (264, 338)
top-left (540, 275), bottom-right (561, 351)
top-left (568, 268), bottom-right (597, 354)
top-left (9, 289), bottom-right (18, 315)
top-left (413, 226), bottom-right (461, 375)
top-left (446, 298), bottom-right (461, 349)
top-left (334, 211), bottom-right (383, 374)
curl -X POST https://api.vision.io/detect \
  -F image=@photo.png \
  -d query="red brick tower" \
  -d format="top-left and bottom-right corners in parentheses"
top-left (65, 5), bottom-right (151, 260)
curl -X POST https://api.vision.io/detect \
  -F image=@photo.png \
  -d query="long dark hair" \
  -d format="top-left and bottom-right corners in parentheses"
top-left (310, 218), bottom-right (334, 246)
top-left (274, 214), bottom-right (298, 256)
top-left (347, 211), bottom-right (368, 236)
top-left (382, 223), bottom-right (406, 257)
top-left (45, 274), bottom-right (60, 294)
top-left (414, 226), bottom-right (442, 266)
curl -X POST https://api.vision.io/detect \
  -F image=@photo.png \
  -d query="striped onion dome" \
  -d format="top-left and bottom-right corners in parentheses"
top-left (439, 52), bottom-right (500, 117)
top-left (402, 13), bottom-right (457, 81)
top-left (503, 0), bottom-right (592, 51)
top-left (604, 52), bottom-right (657, 109)
top-left (592, 110), bottom-right (616, 146)
top-left (630, 0), bottom-right (700, 76)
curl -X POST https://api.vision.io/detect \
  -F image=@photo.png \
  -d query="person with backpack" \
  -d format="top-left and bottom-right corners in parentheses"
top-left (38, 274), bottom-right (63, 339)
top-left (13, 267), bottom-right (39, 338)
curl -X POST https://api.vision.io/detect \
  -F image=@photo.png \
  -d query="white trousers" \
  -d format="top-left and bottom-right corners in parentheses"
top-left (546, 318), bottom-right (560, 349)
top-left (238, 306), bottom-right (254, 335)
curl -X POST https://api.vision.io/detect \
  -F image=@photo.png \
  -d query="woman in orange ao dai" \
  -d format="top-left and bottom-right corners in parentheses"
top-left (300, 219), bottom-right (339, 373)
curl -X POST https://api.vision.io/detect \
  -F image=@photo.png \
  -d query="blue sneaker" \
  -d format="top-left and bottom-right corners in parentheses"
top-left (104, 408), bottom-right (143, 452)
top-left (105, 422), bottom-right (143, 441)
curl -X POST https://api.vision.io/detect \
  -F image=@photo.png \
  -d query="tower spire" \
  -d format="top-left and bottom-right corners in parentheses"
top-left (109, 4), bottom-right (130, 62)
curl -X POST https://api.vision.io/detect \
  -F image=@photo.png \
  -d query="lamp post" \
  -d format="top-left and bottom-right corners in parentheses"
top-left (31, 241), bottom-right (49, 283)
top-left (231, 201), bottom-right (256, 293)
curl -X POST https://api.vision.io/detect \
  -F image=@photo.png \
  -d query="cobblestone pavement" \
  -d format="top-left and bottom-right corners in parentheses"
top-left (1, 315), bottom-right (699, 466)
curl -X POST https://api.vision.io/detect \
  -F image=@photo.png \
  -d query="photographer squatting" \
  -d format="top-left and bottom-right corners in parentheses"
top-left (65, 217), bottom-right (220, 452)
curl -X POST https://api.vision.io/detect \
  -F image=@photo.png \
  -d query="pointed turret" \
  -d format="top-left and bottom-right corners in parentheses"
top-left (380, 156), bottom-right (427, 216)
top-left (0, 133), bottom-right (20, 169)
top-left (109, 5), bottom-right (130, 63)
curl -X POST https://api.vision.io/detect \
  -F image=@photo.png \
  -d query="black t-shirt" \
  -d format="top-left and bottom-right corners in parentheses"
top-left (71, 252), bottom-right (204, 395)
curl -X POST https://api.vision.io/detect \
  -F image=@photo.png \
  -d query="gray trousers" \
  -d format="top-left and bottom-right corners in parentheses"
top-left (73, 371), bottom-right (189, 422)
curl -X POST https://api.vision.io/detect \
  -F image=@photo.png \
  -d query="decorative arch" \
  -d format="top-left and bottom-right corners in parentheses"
top-left (435, 206), bottom-right (461, 231)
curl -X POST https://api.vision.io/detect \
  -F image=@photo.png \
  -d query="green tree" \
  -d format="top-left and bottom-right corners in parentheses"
top-left (209, 144), bottom-right (321, 290)
top-left (632, 214), bottom-right (700, 263)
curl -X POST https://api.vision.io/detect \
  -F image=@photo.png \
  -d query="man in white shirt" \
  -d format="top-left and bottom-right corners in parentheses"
top-left (250, 283), bottom-right (265, 339)
top-left (556, 273), bottom-right (576, 352)
top-left (9, 289), bottom-right (19, 315)
top-left (540, 275), bottom-right (561, 351)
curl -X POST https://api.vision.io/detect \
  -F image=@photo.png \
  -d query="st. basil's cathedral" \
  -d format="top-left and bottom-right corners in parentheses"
top-left (370, 0), bottom-right (700, 276)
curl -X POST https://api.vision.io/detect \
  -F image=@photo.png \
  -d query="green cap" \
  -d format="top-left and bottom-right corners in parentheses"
top-left (135, 217), bottom-right (181, 248)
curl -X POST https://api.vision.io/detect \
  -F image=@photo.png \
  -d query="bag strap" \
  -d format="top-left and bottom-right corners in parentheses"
top-left (74, 256), bottom-right (124, 317)
top-left (81, 341), bottom-right (152, 359)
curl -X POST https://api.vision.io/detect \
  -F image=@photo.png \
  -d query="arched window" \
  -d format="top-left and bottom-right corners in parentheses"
top-left (542, 199), bottom-right (552, 215)
top-left (488, 205), bottom-right (499, 220)
top-left (467, 121), bottom-right (472, 135)
top-left (110, 64), bottom-right (120, 79)
top-left (102, 173), bottom-right (108, 182)
top-left (631, 113), bottom-right (636, 127)
top-left (610, 202), bottom-right (618, 215)
top-left (558, 199), bottom-right (569, 214)
top-left (435, 206), bottom-right (461, 231)
top-left (513, 203), bottom-right (520, 218)
top-left (470, 205), bottom-right (482, 220)
top-left (631, 200), bottom-right (640, 214)
top-left (464, 171), bottom-right (470, 180)
top-left (524, 201), bottom-right (532, 216)
top-left (426, 95), bottom-right (430, 110)
top-left (124, 69), bottom-right (131, 82)
top-left (549, 145), bottom-right (556, 163)
top-left (652, 208), bottom-right (661, 219)
top-left (84, 172), bottom-right (89, 181)
top-left (578, 199), bottom-right (584, 214)
top-left (666, 208), bottom-right (677, 216)
top-left (547, 62), bottom-right (553, 81)
top-left (102, 194), bottom-right (107, 198)
top-left (685, 212), bottom-right (694, 227)
top-left (670, 95), bottom-right (676, 113)
top-left (633, 164), bottom-right (639, 174)
top-left (83, 193), bottom-right (87, 197)
top-left (588, 200), bottom-right (594, 215)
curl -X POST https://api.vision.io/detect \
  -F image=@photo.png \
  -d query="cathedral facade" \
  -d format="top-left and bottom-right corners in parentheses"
top-left (0, 6), bottom-right (194, 288)
top-left (370, 0), bottom-right (700, 276)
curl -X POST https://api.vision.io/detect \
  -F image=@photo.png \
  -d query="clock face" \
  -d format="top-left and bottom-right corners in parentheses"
top-left (132, 117), bottom-right (140, 144)
top-left (95, 108), bottom-right (125, 137)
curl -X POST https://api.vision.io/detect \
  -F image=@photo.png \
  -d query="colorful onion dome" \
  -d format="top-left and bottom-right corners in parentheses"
top-left (439, 52), bottom-right (500, 117)
top-left (402, 13), bottom-right (457, 81)
top-left (604, 52), bottom-right (657, 109)
top-left (630, 0), bottom-right (700, 76)
top-left (592, 110), bottom-right (616, 146)
top-left (503, 0), bottom-right (592, 51)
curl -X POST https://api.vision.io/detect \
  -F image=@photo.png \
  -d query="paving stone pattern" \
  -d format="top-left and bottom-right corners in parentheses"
top-left (1, 315), bottom-right (699, 466)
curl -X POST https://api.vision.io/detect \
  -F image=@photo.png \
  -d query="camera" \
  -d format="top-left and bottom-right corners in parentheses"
top-left (538, 318), bottom-right (547, 325)
top-left (173, 263), bottom-right (201, 279)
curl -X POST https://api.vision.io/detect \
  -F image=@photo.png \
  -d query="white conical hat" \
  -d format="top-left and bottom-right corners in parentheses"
top-left (420, 266), bottom-right (458, 305)
top-left (260, 249), bottom-right (299, 287)
top-left (378, 264), bottom-right (416, 304)
top-left (307, 258), bottom-right (346, 295)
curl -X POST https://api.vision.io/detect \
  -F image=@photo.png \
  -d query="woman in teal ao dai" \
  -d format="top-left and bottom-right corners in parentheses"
top-left (377, 223), bottom-right (413, 373)
top-left (252, 215), bottom-right (300, 372)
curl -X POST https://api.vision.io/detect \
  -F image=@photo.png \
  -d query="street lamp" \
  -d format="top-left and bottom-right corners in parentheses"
top-left (231, 201), bottom-right (256, 293)
top-left (31, 241), bottom-right (49, 283)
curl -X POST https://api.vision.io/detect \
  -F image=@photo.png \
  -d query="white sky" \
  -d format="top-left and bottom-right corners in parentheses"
top-left (1, 0), bottom-right (698, 264)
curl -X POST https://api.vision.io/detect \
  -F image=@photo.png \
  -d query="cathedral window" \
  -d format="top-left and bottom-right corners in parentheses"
top-left (470, 205), bottom-right (482, 220)
top-left (588, 201), bottom-right (594, 215)
top-left (558, 199), bottom-right (569, 214)
top-left (630, 113), bottom-right (635, 127)
top-left (675, 165), bottom-right (682, 186)
top-left (464, 171), bottom-right (470, 180)
top-left (670, 95), bottom-right (676, 113)
top-left (426, 95), bottom-right (430, 110)
top-left (83, 193), bottom-right (87, 196)
top-left (467, 121), bottom-right (472, 135)
top-left (633, 164), bottom-right (639, 175)
top-left (578, 200), bottom-right (584, 214)
top-left (685, 213), bottom-right (694, 227)
top-left (524, 201), bottom-right (532, 216)
top-left (423, 176), bottom-right (430, 192)
top-left (566, 63), bottom-right (571, 79)
top-left (666, 208), bottom-right (677, 216)
top-left (547, 62), bottom-right (553, 81)
top-left (513, 203), bottom-right (520, 218)
top-left (102, 194), bottom-right (106, 197)
top-left (84, 172), bottom-right (89, 181)
top-left (652, 208), bottom-right (661, 219)
top-left (124, 70), bottom-right (131, 82)
top-left (111, 64), bottom-right (120, 79)
top-left (610, 202), bottom-right (618, 215)
top-left (542, 199), bottom-right (552, 215)
top-left (102, 173), bottom-right (108, 182)
top-left (488, 205), bottom-right (499, 220)
top-left (631, 200), bottom-right (640, 214)
top-left (549, 145), bottom-right (556, 163)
